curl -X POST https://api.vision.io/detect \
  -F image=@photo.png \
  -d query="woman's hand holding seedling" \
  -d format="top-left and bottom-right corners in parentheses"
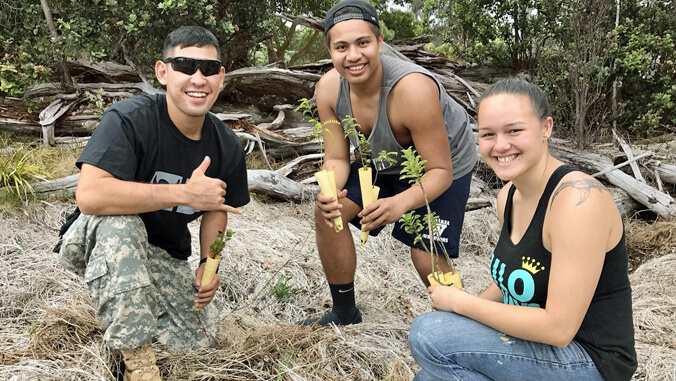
top-left (427, 285), bottom-right (470, 313)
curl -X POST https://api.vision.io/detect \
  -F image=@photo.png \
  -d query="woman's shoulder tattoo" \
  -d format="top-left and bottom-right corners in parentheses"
top-left (550, 178), bottom-right (606, 210)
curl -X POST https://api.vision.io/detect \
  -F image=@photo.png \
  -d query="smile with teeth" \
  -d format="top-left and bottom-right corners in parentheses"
top-left (496, 154), bottom-right (518, 163)
top-left (186, 92), bottom-right (207, 98)
top-left (347, 64), bottom-right (365, 71)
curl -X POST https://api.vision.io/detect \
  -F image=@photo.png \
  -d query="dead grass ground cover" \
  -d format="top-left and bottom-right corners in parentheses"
top-left (0, 196), bottom-right (674, 381)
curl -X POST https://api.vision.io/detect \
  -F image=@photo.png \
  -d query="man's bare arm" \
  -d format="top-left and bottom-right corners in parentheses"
top-left (76, 157), bottom-right (243, 216)
top-left (389, 73), bottom-right (454, 211)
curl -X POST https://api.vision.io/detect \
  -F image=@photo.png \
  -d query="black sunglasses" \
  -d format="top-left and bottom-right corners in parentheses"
top-left (163, 57), bottom-right (222, 77)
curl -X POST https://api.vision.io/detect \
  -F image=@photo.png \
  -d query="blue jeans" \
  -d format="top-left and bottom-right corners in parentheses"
top-left (408, 312), bottom-right (604, 381)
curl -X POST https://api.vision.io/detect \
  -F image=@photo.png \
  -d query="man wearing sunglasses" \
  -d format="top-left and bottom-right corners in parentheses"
top-left (59, 26), bottom-right (249, 380)
top-left (301, 0), bottom-right (476, 327)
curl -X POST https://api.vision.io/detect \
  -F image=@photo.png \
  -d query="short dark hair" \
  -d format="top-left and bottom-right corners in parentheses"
top-left (163, 26), bottom-right (220, 59)
top-left (478, 77), bottom-right (551, 120)
top-left (324, 6), bottom-right (382, 48)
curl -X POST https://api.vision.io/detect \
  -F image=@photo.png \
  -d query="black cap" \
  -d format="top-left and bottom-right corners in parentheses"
top-left (324, 0), bottom-right (380, 35)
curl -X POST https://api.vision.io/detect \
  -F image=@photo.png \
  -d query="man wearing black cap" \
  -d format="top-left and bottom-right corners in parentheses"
top-left (302, 0), bottom-right (476, 326)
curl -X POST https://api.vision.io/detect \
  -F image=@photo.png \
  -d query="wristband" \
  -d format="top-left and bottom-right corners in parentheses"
top-left (198, 257), bottom-right (220, 273)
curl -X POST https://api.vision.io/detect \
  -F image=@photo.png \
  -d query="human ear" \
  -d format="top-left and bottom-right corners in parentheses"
top-left (155, 61), bottom-right (168, 86)
top-left (542, 117), bottom-right (553, 139)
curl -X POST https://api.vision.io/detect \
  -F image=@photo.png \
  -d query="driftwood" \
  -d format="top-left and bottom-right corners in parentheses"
top-left (550, 144), bottom-right (676, 219)
top-left (0, 117), bottom-right (41, 133)
top-left (221, 66), bottom-right (320, 108)
top-left (24, 82), bottom-right (162, 98)
top-left (466, 198), bottom-right (492, 211)
top-left (654, 164), bottom-right (676, 186)
top-left (248, 169), bottom-right (316, 202)
top-left (0, 115), bottom-right (97, 136)
top-left (31, 170), bottom-right (316, 203)
top-left (613, 128), bottom-right (646, 183)
top-left (67, 59), bottom-right (140, 82)
top-left (32, 174), bottom-right (80, 196)
top-left (39, 99), bottom-right (80, 146)
top-left (276, 153), bottom-right (323, 177)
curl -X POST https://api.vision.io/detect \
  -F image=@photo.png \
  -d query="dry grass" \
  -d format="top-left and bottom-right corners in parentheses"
top-left (0, 194), bottom-right (674, 380)
top-left (625, 219), bottom-right (676, 273)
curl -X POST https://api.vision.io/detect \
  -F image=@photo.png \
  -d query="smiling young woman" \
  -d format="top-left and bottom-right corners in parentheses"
top-left (408, 78), bottom-right (637, 381)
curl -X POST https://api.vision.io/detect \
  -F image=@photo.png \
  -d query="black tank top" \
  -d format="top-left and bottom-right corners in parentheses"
top-left (490, 165), bottom-right (637, 381)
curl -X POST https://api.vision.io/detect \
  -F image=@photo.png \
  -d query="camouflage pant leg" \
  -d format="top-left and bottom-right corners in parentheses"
top-left (145, 244), bottom-right (216, 351)
top-left (59, 214), bottom-right (216, 351)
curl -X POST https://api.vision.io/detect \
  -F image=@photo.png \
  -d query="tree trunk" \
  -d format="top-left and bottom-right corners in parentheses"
top-left (39, 0), bottom-right (75, 90)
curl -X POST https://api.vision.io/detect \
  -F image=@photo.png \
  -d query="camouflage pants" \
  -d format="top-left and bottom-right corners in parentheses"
top-left (59, 214), bottom-right (216, 351)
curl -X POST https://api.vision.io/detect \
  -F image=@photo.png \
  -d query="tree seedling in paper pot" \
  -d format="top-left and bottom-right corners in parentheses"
top-left (398, 147), bottom-right (462, 288)
top-left (195, 228), bottom-right (234, 311)
top-left (296, 98), bottom-right (343, 232)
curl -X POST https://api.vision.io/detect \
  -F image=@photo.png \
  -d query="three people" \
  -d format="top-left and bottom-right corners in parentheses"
top-left (302, 0), bottom-right (476, 326)
top-left (59, 7), bottom-right (637, 381)
top-left (408, 78), bottom-right (637, 380)
top-left (59, 26), bottom-right (249, 380)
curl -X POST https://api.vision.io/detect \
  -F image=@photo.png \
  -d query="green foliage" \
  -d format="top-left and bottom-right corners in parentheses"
top-left (84, 88), bottom-right (107, 118)
top-left (2, 0), bottom-right (271, 94)
top-left (0, 40), bottom-right (52, 96)
top-left (611, 1), bottom-right (676, 136)
top-left (296, 98), bottom-right (337, 168)
top-left (380, 9), bottom-right (421, 40)
top-left (209, 228), bottom-right (234, 257)
top-left (399, 146), bottom-right (427, 186)
top-left (270, 274), bottom-right (301, 300)
top-left (0, 147), bottom-right (48, 200)
top-left (397, 146), bottom-right (454, 275)
top-left (342, 115), bottom-right (372, 169)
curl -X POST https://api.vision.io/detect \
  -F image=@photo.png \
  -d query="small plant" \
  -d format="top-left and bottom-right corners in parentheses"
top-left (342, 115), bottom-right (371, 168)
top-left (195, 228), bottom-right (234, 311)
top-left (398, 146), bottom-right (461, 287)
top-left (296, 98), bottom-right (338, 168)
top-left (0, 146), bottom-right (48, 200)
top-left (342, 116), bottom-right (398, 245)
top-left (373, 150), bottom-right (398, 185)
top-left (270, 274), bottom-right (301, 300)
top-left (84, 88), bottom-right (107, 118)
top-left (296, 98), bottom-right (343, 232)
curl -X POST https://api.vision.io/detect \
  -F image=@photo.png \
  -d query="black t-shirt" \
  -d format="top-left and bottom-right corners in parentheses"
top-left (491, 165), bottom-right (637, 381)
top-left (77, 94), bottom-right (250, 260)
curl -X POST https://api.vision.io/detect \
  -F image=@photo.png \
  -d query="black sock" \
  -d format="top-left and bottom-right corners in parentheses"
top-left (329, 282), bottom-right (357, 323)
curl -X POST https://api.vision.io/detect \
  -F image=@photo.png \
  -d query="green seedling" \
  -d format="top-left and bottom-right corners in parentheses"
top-left (270, 274), bottom-right (301, 300)
top-left (296, 98), bottom-right (343, 232)
top-left (196, 228), bottom-right (234, 311)
top-left (342, 115), bottom-right (371, 169)
top-left (398, 147), bottom-right (460, 286)
top-left (296, 98), bottom-right (338, 169)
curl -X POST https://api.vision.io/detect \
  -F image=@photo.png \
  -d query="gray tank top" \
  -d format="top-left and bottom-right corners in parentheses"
top-left (335, 54), bottom-right (476, 178)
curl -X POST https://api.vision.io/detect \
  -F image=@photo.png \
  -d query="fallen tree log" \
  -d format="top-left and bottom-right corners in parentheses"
top-left (39, 99), bottom-right (80, 146)
top-left (24, 82), bottom-right (163, 98)
top-left (32, 174), bottom-right (80, 197)
top-left (248, 169), bottom-right (316, 202)
top-left (550, 144), bottom-right (676, 219)
top-left (67, 59), bottom-right (140, 82)
top-left (654, 163), bottom-right (676, 186)
top-left (32, 170), bottom-right (318, 203)
top-left (0, 117), bottom-right (41, 133)
top-left (221, 66), bottom-right (320, 108)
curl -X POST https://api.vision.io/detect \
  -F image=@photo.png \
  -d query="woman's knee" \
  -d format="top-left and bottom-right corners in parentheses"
top-left (409, 312), bottom-right (495, 358)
